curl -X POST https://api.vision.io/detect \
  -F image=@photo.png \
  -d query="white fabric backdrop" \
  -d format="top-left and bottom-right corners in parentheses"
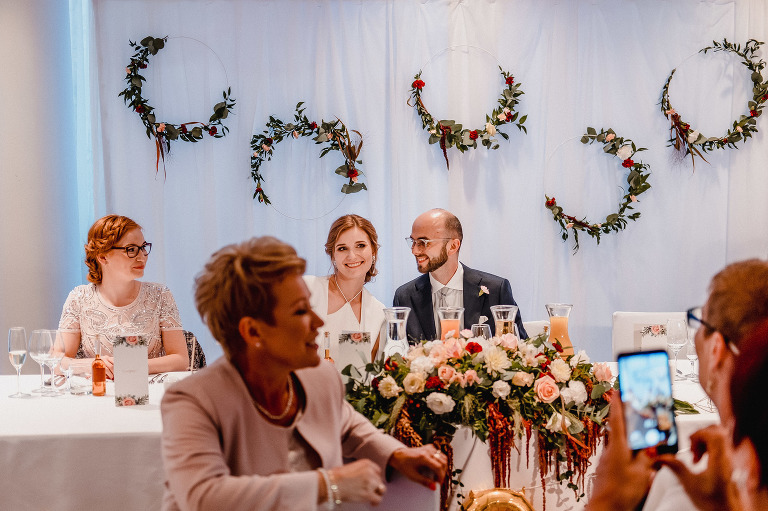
top-left (76, 0), bottom-right (768, 362)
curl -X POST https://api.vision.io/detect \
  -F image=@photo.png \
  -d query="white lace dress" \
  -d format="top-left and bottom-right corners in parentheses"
top-left (58, 282), bottom-right (183, 358)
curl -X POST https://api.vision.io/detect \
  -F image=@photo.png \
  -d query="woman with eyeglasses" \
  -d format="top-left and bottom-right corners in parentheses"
top-left (587, 258), bottom-right (768, 511)
top-left (57, 214), bottom-right (188, 377)
top-left (303, 214), bottom-right (386, 371)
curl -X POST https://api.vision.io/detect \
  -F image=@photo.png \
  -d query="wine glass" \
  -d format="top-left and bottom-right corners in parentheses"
top-left (28, 329), bottom-right (53, 394)
top-left (69, 360), bottom-right (93, 395)
top-left (685, 329), bottom-right (699, 382)
top-left (8, 327), bottom-right (31, 398)
top-left (59, 357), bottom-right (75, 394)
top-left (666, 319), bottom-right (687, 381)
top-left (44, 330), bottom-right (65, 395)
top-left (471, 324), bottom-right (491, 340)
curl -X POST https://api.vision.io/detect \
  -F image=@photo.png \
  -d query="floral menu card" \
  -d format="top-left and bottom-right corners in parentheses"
top-left (113, 335), bottom-right (149, 406)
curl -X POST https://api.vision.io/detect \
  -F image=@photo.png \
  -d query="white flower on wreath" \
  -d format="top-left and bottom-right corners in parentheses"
top-left (426, 392), bottom-right (456, 415)
top-left (405, 347), bottom-right (426, 361)
top-left (409, 356), bottom-right (434, 375)
top-left (550, 358), bottom-right (572, 382)
top-left (497, 107), bottom-right (511, 121)
top-left (492, 380), bottom-right (511, 399)
top-left (484, 345), bottom-right (512, 375)
top-left (545, 412), bottom-right (572, 433)
top-left (518, 342), bottom-right (541, 368)
top-left (403, 372), bottom-right (426, 394)
top-left (378, 375), bottom-right (402, 398)
top-left (570, 349), bottom-right (590, 368)
top-left (560, 380), bottom-right (588, 406)
top-left (687, 130), bottom-right (700, 144)
top-left (485, 123), bottom-right (496, 136)
top-left (616, 144), bottom-right (633, 160)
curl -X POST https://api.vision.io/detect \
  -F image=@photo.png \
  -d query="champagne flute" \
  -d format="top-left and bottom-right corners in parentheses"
top-left (666, 319), bottom-right (687, 381)
top-left (8, 327), bottom-right (31, 398)
top-left (28, 329), bottom-right (52, 394)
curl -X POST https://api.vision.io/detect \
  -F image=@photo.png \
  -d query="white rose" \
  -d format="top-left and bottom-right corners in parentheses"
top-left (518, 343), bottom-right (541, 368)
top-left (409, 356), bottom-right (434, 375)
top-left (426, 392), bottom-right (456, 415)
top-left (570, 350), bottom-right (590, 368)
top-left (687, 130), bottom-right (700, 144)
top-left (616, 144), bottom-right (633, 160)
top-left (405, 347), bottom-right (426, 361)
top-left (545, 412), bottom-right (571, 433)
top-left (485, 122), bottom-right (496, 136)
top-left (378, 375), bottom-right (402, 398)
top-left (402, 372), bottom-right (426, 394)
top-left (560, 380), bottom-right (588, 406)
top-left (484, 345), bottom-right (512, 375)
top-left (423, 340), bottom-right (441, 354)
top-left (550, 358), bottom-right (572, 382)
top-left (491, 380), bottom-right (511, 399)
top-left (511, 371), bottom-right (534, 387)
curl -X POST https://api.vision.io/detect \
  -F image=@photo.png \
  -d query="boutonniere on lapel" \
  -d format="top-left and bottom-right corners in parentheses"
top-left (478, 285), bottom-right (489, 297)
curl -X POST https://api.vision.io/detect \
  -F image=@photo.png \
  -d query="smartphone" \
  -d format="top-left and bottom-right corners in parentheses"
top-left (617, 350), bottom-right (679, 454)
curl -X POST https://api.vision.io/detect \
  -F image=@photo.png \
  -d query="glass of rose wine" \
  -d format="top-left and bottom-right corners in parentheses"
top-left (8, 327), bottom-right (30, 398)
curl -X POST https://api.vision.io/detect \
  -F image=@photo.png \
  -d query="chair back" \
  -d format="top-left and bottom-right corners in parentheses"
top-left (522, 320), bottom-right (549, 339)
top-left (184, 331), bottom-right (207, 370)
top-left (611, 311), bottom-right (686, 359)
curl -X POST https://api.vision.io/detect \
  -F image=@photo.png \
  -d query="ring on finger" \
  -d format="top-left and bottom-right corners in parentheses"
top-left (375, 483), bottom-right (386, 495)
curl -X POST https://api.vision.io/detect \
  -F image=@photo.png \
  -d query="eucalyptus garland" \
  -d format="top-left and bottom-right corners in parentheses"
top-left (249, 102), bottom-right (366, 205)
top-left (660, 39), bottom-right (767, 167)
top-left (545, 128), bottom-right (651, 253)
top-left (120, 36), bottom-right (235, 173)
top-left (409, 67), bottom-right (527, 169)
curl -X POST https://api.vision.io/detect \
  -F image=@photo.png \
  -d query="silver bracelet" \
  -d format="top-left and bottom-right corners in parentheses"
top-left (327, 469), bottom-right (342, 506)
top-left (318, 468), bottom-right (335, 510)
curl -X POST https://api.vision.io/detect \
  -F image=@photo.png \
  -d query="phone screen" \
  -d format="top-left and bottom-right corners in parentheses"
top-left (617, 350), bottom-right (678, 454)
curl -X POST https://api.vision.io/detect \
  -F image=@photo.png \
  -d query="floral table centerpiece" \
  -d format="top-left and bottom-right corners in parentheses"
top-left (344, 332), bottom-right (615, 511)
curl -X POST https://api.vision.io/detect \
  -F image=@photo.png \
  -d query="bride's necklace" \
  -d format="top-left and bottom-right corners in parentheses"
top-left (252, 377), bottom-right (295, 421)
top-left (333, 275), bottom-right (363, 304)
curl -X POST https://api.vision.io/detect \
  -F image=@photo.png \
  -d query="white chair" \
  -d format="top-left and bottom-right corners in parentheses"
top-left (611, 311), bottom-right (686, 359)
top-left (523, 320), bottom-right (549, 339)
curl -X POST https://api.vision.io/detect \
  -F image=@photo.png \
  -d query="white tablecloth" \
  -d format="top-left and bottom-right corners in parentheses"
top-left (0, 363), bottom-right (716, 511)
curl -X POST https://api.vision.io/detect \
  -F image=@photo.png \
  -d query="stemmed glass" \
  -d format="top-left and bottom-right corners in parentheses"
top-left (471, 324), bottom-right (492, 340)
top-left (8, 327), bottom-right (31, 398)
top-left (43, 330), bottom-right (65, 395)
top-left (666, 319), bottom-right (688, 381)
top-left (685, 329), bottom-right (699, 382)
top-left (28, 329), bottom-right (53, 394)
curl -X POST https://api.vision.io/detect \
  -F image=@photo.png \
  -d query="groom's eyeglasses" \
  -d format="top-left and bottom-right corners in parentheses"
top-left (405, 237), bottom-right (452, 250)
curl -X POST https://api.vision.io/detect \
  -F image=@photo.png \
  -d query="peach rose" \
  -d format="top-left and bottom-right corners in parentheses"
top-left (499, 333), bottom-right (518, 351)
top-left (122, 397), bottom-right (136, 406)
top-left (125, 336), bottom-right (139, 345)
top-left (512, 371), bottom-right (534, 387)
top-left (438, 365), bottom-right (456, 383)
top-left (534, 375), bottom-right (560, 403)
top-left (593, 362), bottom-right (613, 382)
top-left (605, 133), bottom-right (615, 142)
top-left (443, 338), bottom-right (464, 359)
top-left (463, 369), bottom-right (480, 387)
top-left (403, 373), bottom-right (426, 394)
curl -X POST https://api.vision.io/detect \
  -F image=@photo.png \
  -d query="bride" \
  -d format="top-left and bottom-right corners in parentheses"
top-left (304, 214), bottom-right (385, 372)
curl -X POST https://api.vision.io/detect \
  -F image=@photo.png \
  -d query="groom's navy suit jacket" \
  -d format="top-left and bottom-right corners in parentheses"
top-left (392, 264), bottom-right (528, 342)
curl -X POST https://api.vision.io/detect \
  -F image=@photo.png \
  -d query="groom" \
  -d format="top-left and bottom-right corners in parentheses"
top-left (393, 209), bottom-right (528, 342)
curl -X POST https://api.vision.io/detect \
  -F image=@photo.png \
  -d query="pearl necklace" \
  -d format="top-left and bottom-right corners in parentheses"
top-left (333, 275), bottom-right (363, 304)
top-left (252, 377), bottom-right (295, 421)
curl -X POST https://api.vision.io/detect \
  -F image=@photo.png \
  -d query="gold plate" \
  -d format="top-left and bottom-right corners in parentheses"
top-left (462, 488), bottom-right (536, 511)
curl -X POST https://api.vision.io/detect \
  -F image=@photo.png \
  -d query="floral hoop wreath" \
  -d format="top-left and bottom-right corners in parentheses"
top-left (660, 39), bottom-right (767, 168)
top-left (545, 128), bottom-right (652, 253)
top-left (249, 102), bottom-right (366, 205)
top-left (120, 36), bottom-right (236, 174)
top-left (409, 66), bottom-right (527, 169)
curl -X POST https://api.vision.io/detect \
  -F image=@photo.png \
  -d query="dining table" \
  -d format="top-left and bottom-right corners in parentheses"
top-left (0, 362), bottom-right (717, 511)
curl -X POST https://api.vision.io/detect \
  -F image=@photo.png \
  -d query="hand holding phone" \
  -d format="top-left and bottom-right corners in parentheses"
top-left (617, 350), bottom-right (679, 454)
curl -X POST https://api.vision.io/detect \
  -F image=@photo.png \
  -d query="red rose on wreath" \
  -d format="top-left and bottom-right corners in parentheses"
top-left (622, 159), bottom-right (634, 168)
top-left (545, 197), bottom-right (556, 208)
top-left (469, 130), bottom-right (478, 140)
top-left (371, 377), bottom-right (380, 390)
top-left (181, 125), bottom-right (188, 134)
top-left (122, 397), bottom-right (136, 406)
top-left (505, 76), bottom-right (514, 85)
top-left (465, 341), bottom-right (482, 354)
top-left (208, 126), bottom-right (217, 136)
top-left (347, 167), bottom-right (359, 178)
top-left (265, 137), bottom-right (274, 145)
top-left (310, 122), bottom-right (318, 130)
top-left (412, 79), bottom-right (425, 89)
top-left (750, 110), bottom-right (759, 117)
top-left (135, 105), bottom-right (145, 114)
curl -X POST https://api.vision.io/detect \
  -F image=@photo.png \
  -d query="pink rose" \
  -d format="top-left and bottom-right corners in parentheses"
top-left (350, 332), bottom-right (363, 343)
top-left (463, 369), bottom-right (480, 387)
top-left (125, 336), bottom-right (139, 345)
top-left (449, 371), bottom-right (465, 387)
top-left (605, 133), bottom-right (615, 142)
top-left (443, 338), bottom-right (464, 359)
top-left (262, 144), bottom-right (271, 152)
top-left (651, 325), bottom-right (662, 335)
top-left (292, 131), bottom-right (299, 139)
top-left (593, 362), bottom-right (613, 382)
top-left (565, 222), bottom-right (574, 229)
top-left (630, 195), bottom-right (638, 202)
top-left (499, 333), bottom-right (518, 351)
top-left (122, 397), bottom-right (136, 406)
top-left (534, 375), bottom-right (560, 403)
top-left (438, 365), bottom-right (456, 383)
